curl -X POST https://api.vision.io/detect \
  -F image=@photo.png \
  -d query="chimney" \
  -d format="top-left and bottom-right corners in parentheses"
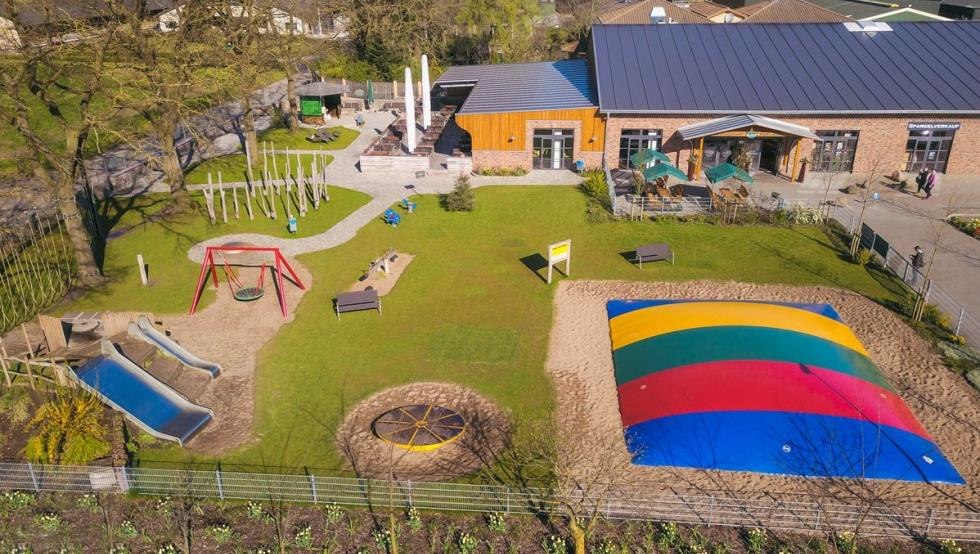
top-left (650, 6), bottom-right (668, 23)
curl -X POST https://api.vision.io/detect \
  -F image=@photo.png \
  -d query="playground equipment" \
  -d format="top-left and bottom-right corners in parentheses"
top-left (127, 315), bottom-right (221, 379)
top-left (190, 245), bottom-right (305, 319)
top-left (72, 340), bottom-right (213, 445)
top-left (383, 209), bottom-right (401, 227)
top-left (372, 404), bottom-right (466, 452)
top-left (606, 299), bottom-right (964, 484)
top-left (223, 260), bottom-right (267, 301)
top-left (401, 198), bottom-right (417, 213)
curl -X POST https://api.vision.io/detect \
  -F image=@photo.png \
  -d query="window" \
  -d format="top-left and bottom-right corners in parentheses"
top-left (810, 130), bottom-right (858, 172)
top-left (905, 129), bottom-right (955, 173)
top-left (618, 129), bottom-right (662, 169)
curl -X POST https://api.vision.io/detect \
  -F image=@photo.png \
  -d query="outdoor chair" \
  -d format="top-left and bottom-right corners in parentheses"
top-left (669, 184), bottom-right (685, 199)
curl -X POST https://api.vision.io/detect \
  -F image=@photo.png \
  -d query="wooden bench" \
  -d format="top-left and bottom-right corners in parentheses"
top-left (334, 290), bottom-right (381, 319)
top-left (634, 243), bottom-right (675, 268)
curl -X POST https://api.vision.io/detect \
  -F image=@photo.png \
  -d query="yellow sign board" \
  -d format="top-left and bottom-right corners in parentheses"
top-left (547, 239), bottom-right (571, 284)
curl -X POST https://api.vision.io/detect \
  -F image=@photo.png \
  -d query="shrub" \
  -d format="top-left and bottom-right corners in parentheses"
top-left (940, 539), bottom-right (963, 554)
top-left (543, 534), bottom-right (568, 554)
top-left (949, 216), bottom-right (980, 240)
top-left (744, 527), bottom-right (767, 553)
top-left (579, 170), bottom-right (611, 209)
top-left (405, 505), bottom-right (421, 531)
top-left (2, 491), bottom-right (36, 510)
top-left (922, 303), bottom-right (952, 331)
top-left (445, 175), bottom-right (475, 212)
top-left (657, 522), bottom-right (679, 550)
top-left (475, 166), bottom-right (528, 176)
top-left (790, 203), bottom-right (821, 225)
top-left (33, 512), bottom-right (63, 533)
top-left (118, 520), bottom-right (140, 538)
top-left (23, 392), bottom-right (110, 465)
top-left (294, 524), bottom-right (314, 550)
top-left (852, 248), bottom-right (873, 266)
top-left (371, 528), bottom-right (391, 550)
top-left (323, 503), bottom-right (344, 525)
top-left (246, 500), bottom-right (265, 520)
top-left (834, 531), bottom-right (856, 554)
top-left (76, 493), bottom-right (100, 512)
top-left (456, 531), bottom-right (478, 554)
top-left (205, 523), bottom-right (235, 544)
top-left (486, 512), bottom-right (507, 533)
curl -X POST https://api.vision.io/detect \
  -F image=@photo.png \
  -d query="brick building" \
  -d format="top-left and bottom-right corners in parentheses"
top-left (435, 21), bottom-right (980, 179)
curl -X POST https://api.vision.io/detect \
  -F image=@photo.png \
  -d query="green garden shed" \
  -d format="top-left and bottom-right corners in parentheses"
top-left (296, 82), bottom-right (347, 123)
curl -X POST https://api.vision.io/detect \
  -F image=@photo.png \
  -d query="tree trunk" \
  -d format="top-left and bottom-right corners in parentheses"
top-left (241, 95), bottom-right (259, 171)
top-left (59, 194), bottom-right (101, 284)
top-left (569, 518), bottom-right (586, 554)
top-left (159, 121), bottom-right (190, 208)
top-left (285, 73), bottom-right (299, 133)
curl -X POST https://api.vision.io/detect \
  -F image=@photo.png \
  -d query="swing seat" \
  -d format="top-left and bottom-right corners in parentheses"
top-left (234, 286), bottom-right (265, 302)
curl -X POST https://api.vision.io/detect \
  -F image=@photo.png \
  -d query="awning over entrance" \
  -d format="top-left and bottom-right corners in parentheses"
top-left (677, 114), bottom-right (821, 141)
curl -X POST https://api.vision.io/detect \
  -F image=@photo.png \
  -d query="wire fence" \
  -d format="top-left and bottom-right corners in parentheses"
top-left (0, 462), bottom-right (978, 541)
top-left (0, 213), bottom-right (77, 335)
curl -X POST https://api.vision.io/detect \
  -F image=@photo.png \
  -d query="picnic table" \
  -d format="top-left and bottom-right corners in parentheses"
top-left (334, 289), bottom-right (381, 319)
top-left (634, 243), bottom-right (675, 268)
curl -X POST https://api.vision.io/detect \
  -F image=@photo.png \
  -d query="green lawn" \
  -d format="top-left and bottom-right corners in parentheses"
top-left (116, 186), bottom-right (906, 472)
top-left (60, 186), bottom-right (370, 315)
top-left (184, 153), bottom-right (333, 186)
top-left (258, 126), bottom-right (360, 151)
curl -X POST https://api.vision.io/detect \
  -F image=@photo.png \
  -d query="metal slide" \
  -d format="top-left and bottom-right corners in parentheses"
top-left (72, 340), bottom-right (213, 446)
top-left (128, 315), bottom-right (221, 378)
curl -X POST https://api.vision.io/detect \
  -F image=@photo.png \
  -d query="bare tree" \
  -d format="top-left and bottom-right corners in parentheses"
top-left (910, 182), bottom-right (961, 322)
top-left (0, 0), bottom-right (125, 283)
top-left (848, 159), bottom-right (887, 258)
top-left (259, 0), bottom-right (316, 134)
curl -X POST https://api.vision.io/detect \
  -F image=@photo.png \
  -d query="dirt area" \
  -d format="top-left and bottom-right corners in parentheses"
top-left (336, 382), bottom-right (510, 481)
top-left (154, 259), bottom-right (312, 455)
top-left (547, 280), bottom-right (980, 508)
top-left (346, 251), bottom-right (414, 297)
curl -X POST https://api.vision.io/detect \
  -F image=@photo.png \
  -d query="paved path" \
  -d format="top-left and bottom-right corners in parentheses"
top-left (753, 173), bottom-right (980, 324)
top-left (188, 110), bottom-right (583, 262)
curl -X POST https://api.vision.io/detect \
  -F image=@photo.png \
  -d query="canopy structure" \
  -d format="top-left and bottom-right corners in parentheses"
top-left (630, 148), bottom-right (670, 167)
top-left (705, 162), bottom-right (753, 185)
top-left (677, 114), bottom-right (821, 141)
top-left (606, 299), bottom-right (964, 484)
top-left (643, 162), bottom-right (687, 182)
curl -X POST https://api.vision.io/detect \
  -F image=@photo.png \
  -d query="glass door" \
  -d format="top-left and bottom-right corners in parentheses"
top-left (533, 129), bottom-right (574, 170)
top-left (905, 130), bottom-right (954, 172)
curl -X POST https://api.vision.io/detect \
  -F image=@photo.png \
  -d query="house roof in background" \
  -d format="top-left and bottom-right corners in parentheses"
top-left (741, 0), bottom-right (851, 22)
top-left (596, 0), bottom-right (711, 24)
top-left (862, 7), bottom-right (952, 21)
top-left (742, 0), bottom-right (943, 20)
top-left (591, 22), bottom-right (980, 113)
top-left (435, 59), bottom-right (597, 115)
top-left (296, 82), bottom-right (347, 97)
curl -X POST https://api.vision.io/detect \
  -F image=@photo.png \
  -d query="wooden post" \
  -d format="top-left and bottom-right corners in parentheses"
top-left (311, 160), bottom-right (320, 210)
top-left (696, 137), bottom-right (705, 177)
top-left (205, 174), bottom-right (216, 224)
top-left (218, 172), bottom-right (228, 223)
top-left (271, 142), bottom-right (281, 183)
top-left (285, 147), bottom-right (292, 180)
top-left (792, 139), bottom-right (802, 183)
top-left (232, 182), bottom-right (240, 220)
top-left (136, 254), bottom-right (147, 285)
top-left (20, 324), bottom-right (35, 390)
top-left (245, 136), bottom-right (255, 185)
top-left (0, 336), bottom-right (13, 387)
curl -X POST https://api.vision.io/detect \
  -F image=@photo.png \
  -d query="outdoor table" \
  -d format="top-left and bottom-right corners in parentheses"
top-left (634, 243), bottom-right (675, 268)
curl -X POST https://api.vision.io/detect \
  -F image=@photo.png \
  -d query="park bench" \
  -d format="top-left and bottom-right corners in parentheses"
top-left (633, 243), bottom-right (675, 268)
top-left (334, 289), bottom-right (381, 319)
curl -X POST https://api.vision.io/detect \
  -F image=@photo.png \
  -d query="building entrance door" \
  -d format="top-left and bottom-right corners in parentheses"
top-left (533, 129), bottom-right (574, 170)
top-left (759, 139), bottom-right (781, 174)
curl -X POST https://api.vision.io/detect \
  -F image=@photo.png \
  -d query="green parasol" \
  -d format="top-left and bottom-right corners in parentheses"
top-left (642, 162), bottom-right (688, 182)
top-left (366, 80), bottom-right (375, 108)
top-left (630, 148), bottom-right (670, 167)
top-left (704, 162), bottom-right (754, 185)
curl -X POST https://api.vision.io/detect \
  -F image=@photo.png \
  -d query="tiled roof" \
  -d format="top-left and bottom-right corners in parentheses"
top-left (435, 59), bottom-right (597, 115)
top-left (596, 0), bottom-right (711, 24)
top-left (742, 0), bottom-right (851, 23)
top-left (591, 22), bottom-right (980, 113)
top-left (686, 1), bottom-right (740, 18)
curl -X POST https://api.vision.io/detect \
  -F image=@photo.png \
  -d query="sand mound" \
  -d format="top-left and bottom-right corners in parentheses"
top-left (547, 280), bottom-right (980, 507)
top-left (337, 382), bottom-right (510, 481)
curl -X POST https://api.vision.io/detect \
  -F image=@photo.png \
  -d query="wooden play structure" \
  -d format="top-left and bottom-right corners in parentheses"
top-left (190, 246), bottom-right (305, 319)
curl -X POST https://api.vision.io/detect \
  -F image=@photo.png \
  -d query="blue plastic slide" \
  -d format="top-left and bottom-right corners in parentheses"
top-left (128, 315), bottom-right (221, 378)
top-left (73, 340), bottom-right (213, 445)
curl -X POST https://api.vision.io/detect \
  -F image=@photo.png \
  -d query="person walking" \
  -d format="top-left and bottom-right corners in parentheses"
top-left (910, 245), bottom-right (926, 287)
top-left (923, 168), bottom-right (937, 199)
top-left (915, 167), bottom-right (928, 195)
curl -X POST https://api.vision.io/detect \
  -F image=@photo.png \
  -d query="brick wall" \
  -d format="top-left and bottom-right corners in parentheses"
top-left (604, 115), bottom-right (980, 176)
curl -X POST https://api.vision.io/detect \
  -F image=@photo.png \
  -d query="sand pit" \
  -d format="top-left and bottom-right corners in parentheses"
top-left (155, 259), bottom-right (312, 454)
top-left (547, 280), bottom-right (980, 508)
top-left (337, 382), bottom-right (510, 480)
top-left (346, 251), bottom-right (414, 297)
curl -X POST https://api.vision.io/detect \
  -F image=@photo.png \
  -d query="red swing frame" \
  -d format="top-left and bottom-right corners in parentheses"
top-left (189, 246), bottom-right (306, 319)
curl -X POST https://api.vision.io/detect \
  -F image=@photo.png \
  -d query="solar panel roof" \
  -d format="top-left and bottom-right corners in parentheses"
top-left (591, 22), bottom-right (980, 114)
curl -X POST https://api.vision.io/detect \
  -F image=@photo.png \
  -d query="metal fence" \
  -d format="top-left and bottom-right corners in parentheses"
top-left (1, 462), bottom-right (978, 541)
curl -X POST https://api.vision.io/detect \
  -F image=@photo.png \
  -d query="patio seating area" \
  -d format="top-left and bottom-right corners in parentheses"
top-left (363, 104), bottom-right (458, 157)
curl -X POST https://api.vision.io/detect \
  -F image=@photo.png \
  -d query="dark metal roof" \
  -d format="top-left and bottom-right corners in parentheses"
top-left (592, 22), bottom-right (980, 114)
top-left (678, 114), bottom-right (822, 139)
top-left (435, 59), bottom-right (597, 115)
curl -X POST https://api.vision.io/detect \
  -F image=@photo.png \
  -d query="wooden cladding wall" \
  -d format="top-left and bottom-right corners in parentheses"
top-left (455, 108), bottom-right (606, 152)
